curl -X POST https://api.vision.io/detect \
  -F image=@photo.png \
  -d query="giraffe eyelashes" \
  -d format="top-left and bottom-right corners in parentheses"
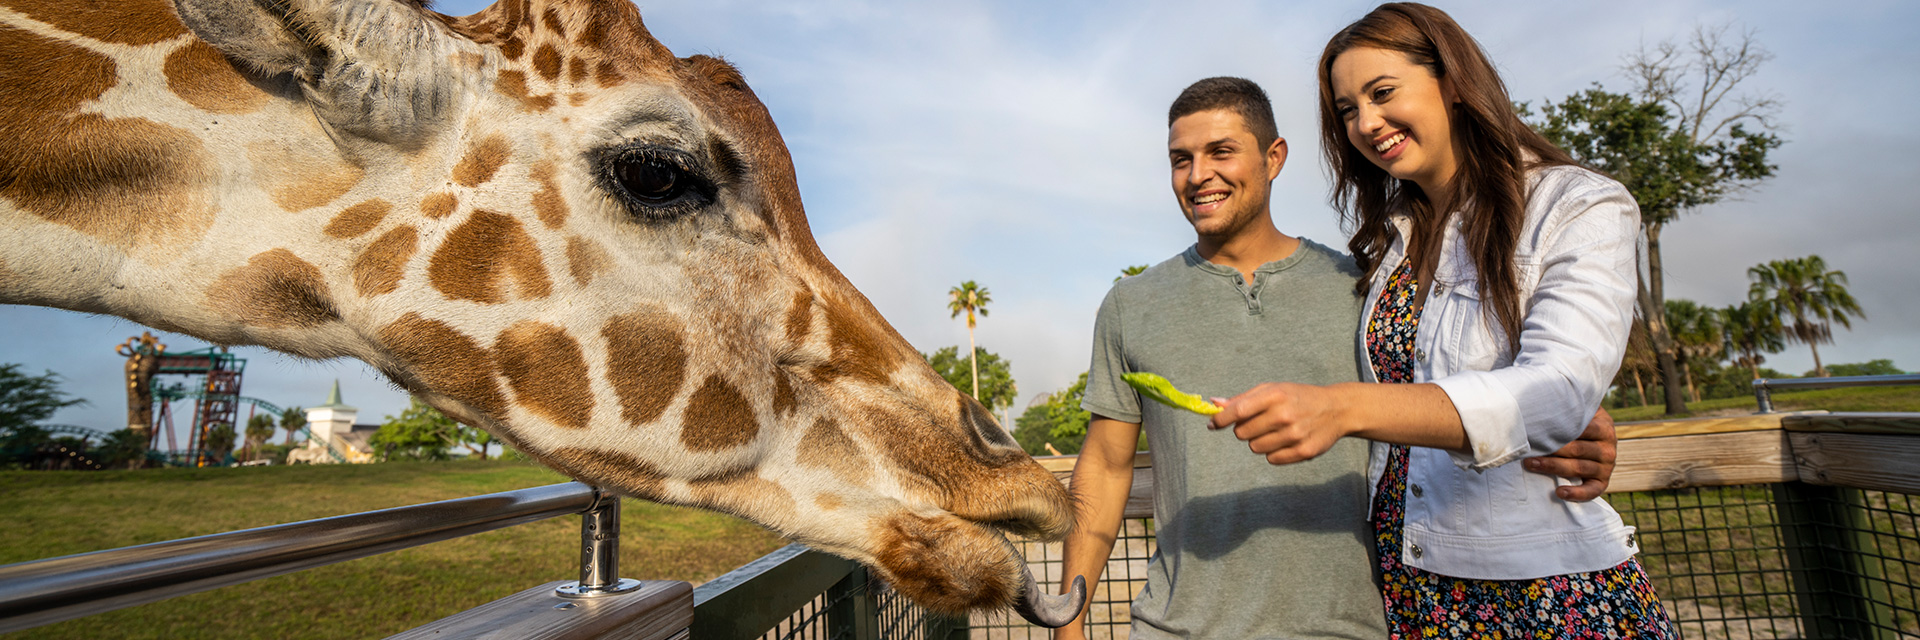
top-left (598, 145), bottom-right (718, 220)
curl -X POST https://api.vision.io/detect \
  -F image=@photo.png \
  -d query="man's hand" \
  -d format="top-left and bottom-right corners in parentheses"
top-left (1523, 408), bottom-right (1617, 502)
top-left (1206, 382), bottom-right (1349, 465)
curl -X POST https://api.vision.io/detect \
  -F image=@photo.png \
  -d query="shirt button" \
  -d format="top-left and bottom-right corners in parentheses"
top-left (1409, 544), bottom-right (1424, 559)
top-left (1411, 484), bottom-right (1424, 498)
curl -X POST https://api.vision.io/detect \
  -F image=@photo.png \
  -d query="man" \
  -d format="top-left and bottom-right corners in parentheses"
top-left (1056, 77), bottom-right (1616, 639)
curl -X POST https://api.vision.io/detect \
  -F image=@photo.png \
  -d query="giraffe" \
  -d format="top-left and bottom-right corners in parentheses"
top-left (0, 0), bottom-right (1086, 625)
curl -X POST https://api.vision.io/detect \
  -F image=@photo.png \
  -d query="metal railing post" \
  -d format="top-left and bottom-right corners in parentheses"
top-left (556, 487), bottom-right (641, 597)
top-left (1754, 377), bottom-right (1776, 413)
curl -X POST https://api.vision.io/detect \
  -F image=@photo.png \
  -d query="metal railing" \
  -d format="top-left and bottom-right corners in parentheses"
top-left (1755, 373), bottom-right (1920, 413)
top-left (0, 481), bottom-right (638, 635)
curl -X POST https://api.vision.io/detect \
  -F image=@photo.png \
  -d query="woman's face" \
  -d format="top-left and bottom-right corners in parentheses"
top-left (1329, 46), bottom-right (1460, 202)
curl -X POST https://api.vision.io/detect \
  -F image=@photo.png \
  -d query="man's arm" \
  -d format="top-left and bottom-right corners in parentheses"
top-left (1523, 408), bottom-right (1618, 501)
top-left (1054, 416), bottom-right (1141, 640)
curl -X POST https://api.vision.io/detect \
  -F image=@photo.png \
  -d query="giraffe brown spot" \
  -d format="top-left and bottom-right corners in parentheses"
top-left (500, 35), bottom-right (525, 60)
top-left (577, 17), bottom-right (606, 50)
top-left (541, 8), bottom-right (567, 37)
top-left (497, 69), bottom-right (555, 111)
top-left (532, 43), bottom-right (562, 81)
top-left (0, 27), bottom-right (213, 253)
top-left (565, 236), bottom-right (609, 286)
top-left (495, 321), bottom-right (594, 429)
top-left (163, 40), bottom-right (269, 115)
top-left (427, 210), bottom-right (552, 303)
top-left (688, 469), bottom-right (795, 523)
top-left (569, 92), bottom-right (589, 107)
top-left (814, 297), bottom-right (903, 386)
top-left (530, 162), bottom-right (567, 228)
top-left (594, 61), bottom-right (624, 88)
top-left (451, 135), bottom-right (511, 188)
top-left (0, 0), bottom-right (186, 46)
top-left (782, 291), bottom-right (813, 346)
top-left (205, 249), bottom-right (340, 329)
top-left (799, 417), bottom-right (870, 484)
top-left (541, 448), bottom-right (667, 498)
top-left (567, 57), bottom-right (589, 84)
top-left (771, 371), bottom-right (796, 416)
top-left (246, 133), bottom-right (365, 213)
top-left (323, 199), bottom-right (391, 238)
top-left (814, 494), bottom-right (844, 511)
top-left (420, 192), bottom-right (459, 219)
top-left (680, 375), bottom-right (758, 452)
top-left (353, 225), bottom-right (416, 297)
top-left (380, 312), bottom-right (505, 418)
top-left (603, 307), bottom-right (687, 427)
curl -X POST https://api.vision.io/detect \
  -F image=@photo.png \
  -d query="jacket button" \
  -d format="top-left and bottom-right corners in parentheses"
top-left (1410, 484), bottom-right (1424, 498)
top-left (1416, 351), bottom-right (1427, 362)
top-left (1409, 544), bottom-right (1424, 559)
top-left (1627, 534), bottom-right (1637, 548)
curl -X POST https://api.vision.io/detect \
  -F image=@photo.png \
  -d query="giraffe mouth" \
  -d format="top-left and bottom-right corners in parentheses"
top-left (867, 511), bottom-right (1086, 627)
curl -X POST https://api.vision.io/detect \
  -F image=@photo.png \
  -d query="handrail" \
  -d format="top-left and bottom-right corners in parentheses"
top-left (1756, 373), bottom-right (1920, 412)
top-left (0, 481), bottom-right (603, 633)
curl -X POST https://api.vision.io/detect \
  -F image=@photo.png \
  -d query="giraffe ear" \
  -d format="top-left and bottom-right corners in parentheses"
top-left (172, 0), bottom-right (471, 146)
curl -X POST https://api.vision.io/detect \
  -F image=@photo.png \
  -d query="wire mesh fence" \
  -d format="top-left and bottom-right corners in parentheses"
top-left (955, 484), bottom-right (1920, 639)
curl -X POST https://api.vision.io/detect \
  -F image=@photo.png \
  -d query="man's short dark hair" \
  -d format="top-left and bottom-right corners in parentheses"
top-left (1168, 77), bottom-right (1278, 148)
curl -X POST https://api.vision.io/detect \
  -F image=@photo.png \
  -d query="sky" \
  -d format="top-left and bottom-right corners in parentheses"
top-left (4, 0), bottom-right (1914, 437)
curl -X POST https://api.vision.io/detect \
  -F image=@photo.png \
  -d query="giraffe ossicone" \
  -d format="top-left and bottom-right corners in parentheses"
top-left (0, 0), bottom-right (1083, 624)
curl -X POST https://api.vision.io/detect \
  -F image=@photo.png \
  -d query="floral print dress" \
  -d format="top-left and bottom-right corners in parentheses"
top-left (1366, 258), bottom-right (1675, 639)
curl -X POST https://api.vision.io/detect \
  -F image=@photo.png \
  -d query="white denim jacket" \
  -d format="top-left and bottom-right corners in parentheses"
top-left (1358, 165), bottom-right (1642, 580)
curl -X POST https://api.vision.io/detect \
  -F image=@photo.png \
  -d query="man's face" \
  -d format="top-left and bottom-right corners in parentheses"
top-left (1167, 109), bottom-right (1286, 238)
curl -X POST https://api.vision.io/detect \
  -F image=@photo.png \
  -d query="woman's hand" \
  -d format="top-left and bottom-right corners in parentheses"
top-left (1206, 383), bottom-right (1353, 465)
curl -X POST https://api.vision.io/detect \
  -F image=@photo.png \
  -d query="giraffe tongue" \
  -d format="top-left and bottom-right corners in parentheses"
top-left (1010, 555), bottom-right (1087, 628)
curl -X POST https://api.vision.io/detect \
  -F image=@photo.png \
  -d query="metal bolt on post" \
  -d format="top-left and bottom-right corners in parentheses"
top-left (556, 487), bottom-right (641, 597)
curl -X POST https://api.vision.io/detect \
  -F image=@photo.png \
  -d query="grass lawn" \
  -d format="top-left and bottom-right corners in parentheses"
top-left (0, 459), bottom-right (787, 639)
top-left (1611, 385), bottom-right (1920, 423)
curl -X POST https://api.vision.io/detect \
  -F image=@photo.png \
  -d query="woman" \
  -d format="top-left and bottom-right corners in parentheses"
top-left (1206, 3), bottom-right (1674, 636)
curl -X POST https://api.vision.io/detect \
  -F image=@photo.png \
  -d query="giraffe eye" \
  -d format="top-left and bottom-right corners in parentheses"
top-left (601, 146), bottom-right (715, 218)
top-left (617, 157), bottom-right (685, 203)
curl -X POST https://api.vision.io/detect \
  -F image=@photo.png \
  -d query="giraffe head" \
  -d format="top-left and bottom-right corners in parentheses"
top-left (0, 0), bottom-right (1079, 621)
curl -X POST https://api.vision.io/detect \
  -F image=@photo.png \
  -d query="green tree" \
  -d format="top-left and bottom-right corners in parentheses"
top-left (946, 281), bottom-right (992, 400)
top-left (1820, 360), bottom-right (1904, 378)
top-left (1748, 255), bottom-right (1863, 378)
top-left (924, 347), bottom-right (1018, 414)
top-left (95, 428), bottom-right (150, 469)
top-left (279, 405), bottom-right (307, 446)
top-left (243, 413), bottom-right (277, 461)
top-left (0, 363), bottom-right (86, 433)
top-left (1665, 299), bottom-right (1723, 403)
top-left (370, 398), bottom-right (457, 461)
top-left (1526, 24), bottom-right (1782, 415)
top-left (455, 424), bottom-right (494, 460)
top-left (1722, 300), bottom-right (1785, 381)
top-left (1113, 265), bottom-right (1148, 282)
top-left (1012, 373), bottom-right (1091, 455)
top-left (202, 422), bottom-right (237, 463)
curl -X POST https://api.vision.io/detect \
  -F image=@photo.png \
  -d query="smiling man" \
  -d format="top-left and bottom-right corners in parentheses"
top-left (1058, 75), bottom-right (1387, 640)
top-left (1055, 77), bottom-right (1616, 639)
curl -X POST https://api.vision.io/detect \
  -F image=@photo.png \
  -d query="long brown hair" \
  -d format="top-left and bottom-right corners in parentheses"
top-left (1317, 3), bottom-right (1575, 346)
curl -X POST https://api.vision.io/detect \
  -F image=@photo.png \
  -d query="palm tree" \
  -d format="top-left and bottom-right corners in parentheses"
top-left (280, 405), bottom-right (307, 446)
top-left (1722, 300), bottom-right (1785, 381)
top-left (1113, 264), bottom-right (1147, 283)
top-left (947, 281), bottom-right (992, 399)
top-left (1748, 255), bottom-right (1864, 377)
top-left (244, 413), bottom-right (276, 461)
top-left (1665, 299), bottom-right (1723, 403)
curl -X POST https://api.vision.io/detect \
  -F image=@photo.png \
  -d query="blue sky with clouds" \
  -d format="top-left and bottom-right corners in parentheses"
top-left (5, 0), bottom-right (1914, 435)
